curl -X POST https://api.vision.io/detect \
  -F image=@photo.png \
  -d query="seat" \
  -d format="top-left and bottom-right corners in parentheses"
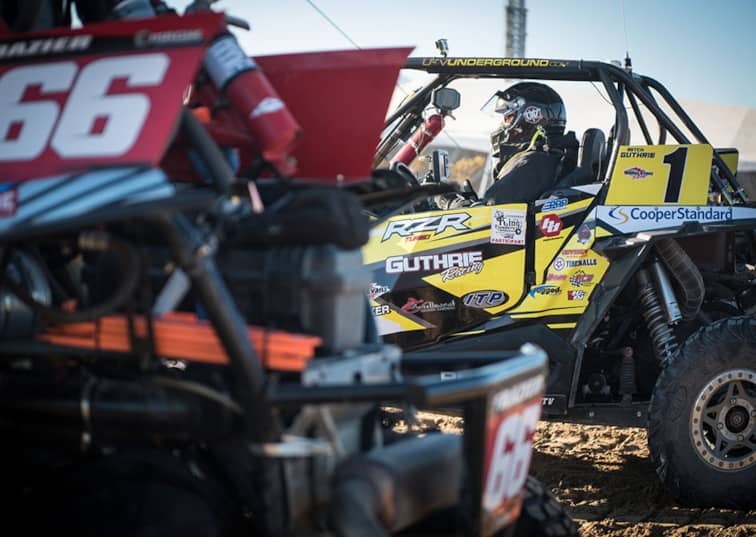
top-left (577, 127), bottom-right (607, 181)
top-left (547, 128), bottom-right (607, 192)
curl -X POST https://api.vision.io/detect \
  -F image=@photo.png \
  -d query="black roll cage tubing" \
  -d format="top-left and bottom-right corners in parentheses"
top-left (383, 57), bottom-right (749, 205)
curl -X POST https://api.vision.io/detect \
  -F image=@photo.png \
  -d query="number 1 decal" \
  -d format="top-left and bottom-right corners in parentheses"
top-left (662, 146), bottom-right (688, 203)
top-left (0, 53), bottom-right (169, 162)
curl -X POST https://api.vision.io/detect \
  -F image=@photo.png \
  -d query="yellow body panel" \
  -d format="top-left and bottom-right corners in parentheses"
top-left (605, 144), bottom-right (712, 205)
top-left (424, 248), bottom-right (526, 313)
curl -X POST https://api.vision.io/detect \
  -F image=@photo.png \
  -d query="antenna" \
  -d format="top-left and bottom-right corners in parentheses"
top-left (505, 0), bottom-right (527, 57)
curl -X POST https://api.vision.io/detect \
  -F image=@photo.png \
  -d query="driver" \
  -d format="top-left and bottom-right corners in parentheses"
top-left (484, 81), bottom-right (578, 204)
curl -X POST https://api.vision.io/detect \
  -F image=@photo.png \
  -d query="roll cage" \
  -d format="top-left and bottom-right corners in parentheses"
top-left (379, 56), bottom-right (750, 206)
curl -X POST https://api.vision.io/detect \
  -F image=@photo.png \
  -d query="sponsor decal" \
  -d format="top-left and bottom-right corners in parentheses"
top-left (608, 207), bottom-right (629, 224)
top-left (569, 270), bottom-right (594, 287)
top-left (0, 34), bottom-right (92, 59)
top-left (542, 197), bottom-right (568, 211)
top-left (542, 396), bottom-right (556, 406)
top-left (0, 185), bottom-right (18, 218)
top-left (463, 290), bottom-right (509, 308)
top-left (383, 213), bottom-right (470, 241)
top-left (624, 166), bottom-right (653, 179)
top-left (597, 205), bottom-right (756, 235)
top-left (385, 251), bottom-right (483, 274)
top-left (619, 146), bottom-right (656, 159)
top-left (539, 214), bottom-right (563, 237)
top-left (567, 290), bottom-right (586, 301)
top-left (372, 304), bottom-right (391, 316)
top-left (401, 297), bottom-right (455, 314)
top-left (523, 105), bottom-right (543, 124)
top-left (251, 97), bottom-right (285, 118)
top-left (420, 57), bottom-right (552, 68)
top-left (490, 376), bottom-right (545, 412)
top-left (552, 257), bottom-right (566, 271)
top-left (490, 208), bottom-right (526, 245)
top-left (565, 258), bottom-right (598, 268)
top-left (529, 284), bottom-right (561, 297)
top-left (609, 206), bottom-right (734, 224)
top-left (577, 224), bottom-right (592, 244)
top-left (440, 263), bottom-right (484, 282)
top-left (546, 273), bottom-right (567, 282)
top-left (561, 248), bottom-right (587, 257)
top-left (135, 29), bottom-right (204, 47)
top-left (367, 283), bottom-right (390, 300)
top-left (404, 233), bottom-right (431, 242)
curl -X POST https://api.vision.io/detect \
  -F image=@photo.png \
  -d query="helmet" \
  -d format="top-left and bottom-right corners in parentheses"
top-left (490, 82), bottom-right (566, 147)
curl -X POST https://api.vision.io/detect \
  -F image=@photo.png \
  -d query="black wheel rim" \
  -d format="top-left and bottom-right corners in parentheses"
top-left (690, 369), bottom-right (756, 471)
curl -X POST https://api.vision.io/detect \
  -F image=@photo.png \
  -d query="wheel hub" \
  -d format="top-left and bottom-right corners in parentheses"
top-left (690, 369), bottom-right (756, 472)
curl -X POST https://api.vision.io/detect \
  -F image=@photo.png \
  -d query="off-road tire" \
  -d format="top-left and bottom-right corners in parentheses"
top-left (513, 476), bottom-right (579, 537)
top-left (648, 316), bottom-right (756, 508)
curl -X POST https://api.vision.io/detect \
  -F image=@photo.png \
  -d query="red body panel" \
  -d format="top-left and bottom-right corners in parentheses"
top-left (0, 13), bottom-right (223, 181)
top-left (257, 47), bottom-right (412, 184)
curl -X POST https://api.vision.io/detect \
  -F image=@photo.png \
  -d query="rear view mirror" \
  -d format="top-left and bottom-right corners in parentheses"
top-left (432, 88), bottom-right (461, 112)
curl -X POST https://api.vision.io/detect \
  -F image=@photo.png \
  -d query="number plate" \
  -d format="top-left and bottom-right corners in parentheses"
top-left (480, 375), bottom-right (544, 536)
top-left (0, 13), bottom-right (223, 180)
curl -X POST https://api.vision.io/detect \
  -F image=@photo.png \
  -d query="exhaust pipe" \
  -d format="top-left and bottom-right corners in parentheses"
top-left (330, 433), bottom-right (462, 536)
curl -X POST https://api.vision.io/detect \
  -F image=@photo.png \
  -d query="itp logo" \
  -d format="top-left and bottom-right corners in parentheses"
top-left (608, 207), bottom-right (629, 225)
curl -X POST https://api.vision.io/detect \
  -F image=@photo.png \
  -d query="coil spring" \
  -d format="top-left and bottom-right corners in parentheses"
top-left (636, 269), bottom-right (679, 363)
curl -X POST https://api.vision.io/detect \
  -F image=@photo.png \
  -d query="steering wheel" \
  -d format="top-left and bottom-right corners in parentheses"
top-left (390, 161), bottom-right (421, 188)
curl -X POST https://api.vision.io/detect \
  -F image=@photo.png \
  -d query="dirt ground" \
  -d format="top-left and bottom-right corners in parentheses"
top-left (392, 410), bottom-right (756, 537)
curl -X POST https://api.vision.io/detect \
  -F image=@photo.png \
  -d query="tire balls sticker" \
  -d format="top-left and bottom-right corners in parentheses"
top-left (490, 208), bottom-right (526, 245)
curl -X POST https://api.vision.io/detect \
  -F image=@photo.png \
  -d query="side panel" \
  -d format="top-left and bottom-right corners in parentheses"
top-left (364, 204), bottom-right (528, 341)
top-left (509, 201), bottom-right (606, 320)
top-left (604, 144), bottom-right (712, 205)
top-left (0, 13), bottom-right (221, 180)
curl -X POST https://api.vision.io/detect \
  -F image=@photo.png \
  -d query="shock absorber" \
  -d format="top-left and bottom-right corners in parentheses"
top-left (636, 267), bottom-right (679, 363)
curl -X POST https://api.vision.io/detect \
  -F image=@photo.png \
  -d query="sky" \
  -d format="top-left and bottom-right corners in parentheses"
top-left (165, 0), bottom-right (756, 109)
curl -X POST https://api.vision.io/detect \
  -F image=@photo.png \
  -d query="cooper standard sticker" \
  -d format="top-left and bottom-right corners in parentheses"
top-left (490, 208), bottom-right (526, 245)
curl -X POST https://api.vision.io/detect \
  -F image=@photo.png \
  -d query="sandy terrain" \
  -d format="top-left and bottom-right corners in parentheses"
top-left (388, 410), bottom-right (756, 537)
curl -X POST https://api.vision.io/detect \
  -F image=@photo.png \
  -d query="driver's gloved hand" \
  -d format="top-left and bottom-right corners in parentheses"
top-left (434, 192), bottom-right (473, 210)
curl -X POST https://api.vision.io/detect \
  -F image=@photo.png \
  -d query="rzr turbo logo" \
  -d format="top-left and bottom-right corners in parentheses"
top-left (382, 213), bottom-right (470, 241)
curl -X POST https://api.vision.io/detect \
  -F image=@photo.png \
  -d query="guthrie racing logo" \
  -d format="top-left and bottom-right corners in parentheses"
top-left (385, 251), bottom-right (484, 282)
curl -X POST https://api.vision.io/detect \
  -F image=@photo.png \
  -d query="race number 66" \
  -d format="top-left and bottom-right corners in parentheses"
top-left (482, 402), bottom-right (541, 511)
top-left (0, 53), bottom-right (168, 161)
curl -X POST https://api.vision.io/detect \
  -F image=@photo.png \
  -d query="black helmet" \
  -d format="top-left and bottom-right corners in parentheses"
top-left (490, 82), bottom-right (566, 147)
